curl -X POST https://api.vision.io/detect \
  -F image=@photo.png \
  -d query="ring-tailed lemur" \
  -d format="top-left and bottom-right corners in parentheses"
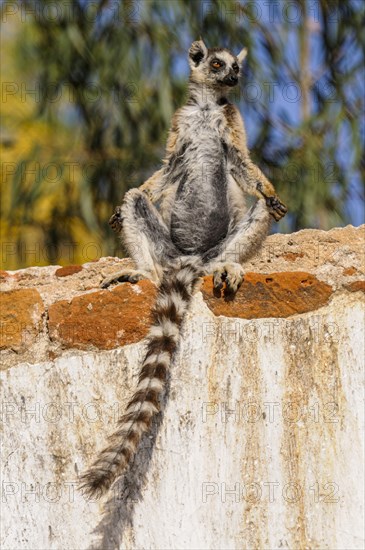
top-left (80, 40), bottom-right (287, 498)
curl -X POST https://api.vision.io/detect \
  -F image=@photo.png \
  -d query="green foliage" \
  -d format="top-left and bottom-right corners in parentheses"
top-left (1, 0), bottom-right (364, 268)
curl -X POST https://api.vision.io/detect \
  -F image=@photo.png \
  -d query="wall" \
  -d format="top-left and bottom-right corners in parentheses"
top-left (1, 226), bottom-right (364, 549)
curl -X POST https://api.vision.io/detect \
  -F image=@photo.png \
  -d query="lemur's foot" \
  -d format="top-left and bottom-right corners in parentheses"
top-left (109, 206), bottom-right (124, 233)
top-left (213, 262), bottom-right (244, 295)
top-left (265, 195), bottom-right (287, 221)
top-left (101, 269), bottom-right (149, 288)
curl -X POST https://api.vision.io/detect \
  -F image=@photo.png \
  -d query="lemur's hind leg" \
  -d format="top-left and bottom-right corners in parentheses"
top-left (203, 199), bottom-right (270, 294)
top-left (103, 189), bottom-right (179, 288)
top-left (102, 204), bottom-right (152, 287)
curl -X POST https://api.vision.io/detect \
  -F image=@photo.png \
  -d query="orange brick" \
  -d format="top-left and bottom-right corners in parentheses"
top-left (55, 265), bottom-right (83, 277)
top-left (0, 289), bottom-right (44, 350)
top-left (48, 280), bottom-right (157, 350)
top-left (201, 272), bottom-right (333, 319)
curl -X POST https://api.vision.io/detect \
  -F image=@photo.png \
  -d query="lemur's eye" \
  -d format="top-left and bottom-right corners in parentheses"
top-left (232, 63), bottom-right (239, 73)
top-left (211, 60), bottom-right (223, 69)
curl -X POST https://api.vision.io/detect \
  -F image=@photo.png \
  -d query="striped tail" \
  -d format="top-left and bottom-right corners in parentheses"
top-left (79, 257), bottom-right (202, 498)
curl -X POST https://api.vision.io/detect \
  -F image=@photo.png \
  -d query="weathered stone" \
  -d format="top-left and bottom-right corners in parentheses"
top-left (0, 289), bottom-right (44, 350)
top-left (0, 225), bottom-right (364, 549)
top-left (55, 265), bottom-right (83, 277)
top-left (282, 251), bottom-right (304, 261)
top-left (343, 266), bottom-right (358, 276)
top-left (346, 280), bottom-right (365, 293)
top-left (201, 271), bottom-right (333, 319)
top-left (1, 293), bottom-right (364, 550)
top-left (48, 280), bottom-right (157, 349)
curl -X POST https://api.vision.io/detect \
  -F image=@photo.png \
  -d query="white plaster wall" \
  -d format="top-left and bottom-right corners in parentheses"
top-left (1, 292), bottom-right (364, 549)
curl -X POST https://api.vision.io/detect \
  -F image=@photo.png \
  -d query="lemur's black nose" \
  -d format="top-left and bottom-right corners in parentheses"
top-left (225, 74), bottom-right (238, 86)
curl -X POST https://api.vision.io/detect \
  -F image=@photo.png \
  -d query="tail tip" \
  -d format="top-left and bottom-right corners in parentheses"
top-left (78, 471), bottom-right (110, 500)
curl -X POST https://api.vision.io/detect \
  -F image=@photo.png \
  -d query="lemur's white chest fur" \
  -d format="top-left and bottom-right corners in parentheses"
top-left (162, 102), bottom-right (246, 255)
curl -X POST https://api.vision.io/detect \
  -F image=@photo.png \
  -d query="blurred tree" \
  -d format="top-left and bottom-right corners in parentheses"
top-left (1, 0), bottom-right (364, 269)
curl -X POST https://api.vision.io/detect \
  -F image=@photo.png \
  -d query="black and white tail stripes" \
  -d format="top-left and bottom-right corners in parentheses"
top-left (79, 257), bottom-right (202, 498)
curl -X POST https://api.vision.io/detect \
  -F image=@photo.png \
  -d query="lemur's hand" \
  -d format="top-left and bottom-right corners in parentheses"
top-left (109, 206), bottom-right (124, 233)
top-left (265, 195), bottom-right (287, 221)
top-left (256, 183), bottom-right (287, 221)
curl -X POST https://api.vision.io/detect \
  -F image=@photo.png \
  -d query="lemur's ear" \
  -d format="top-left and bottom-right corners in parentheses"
top-left (189, 40), bottom-right (208, 67)
top-left (237, 47), bottom-right (248, 64)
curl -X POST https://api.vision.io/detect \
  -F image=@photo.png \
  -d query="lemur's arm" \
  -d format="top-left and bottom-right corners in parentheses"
top-left (224, 104), bottom-right (287, 221)
top-left (109, 111), bottom-right (181, 231)
top-left (138, 168), bottom-right (165, 202)
top-left (164, 109), bottom-right (180, 157)
top-left (137, 109), bottom-right (181, 201)
top-left (108, 167), bottom-right (165, 232)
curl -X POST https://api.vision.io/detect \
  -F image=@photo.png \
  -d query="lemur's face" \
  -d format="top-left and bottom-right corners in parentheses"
top-left (188, 40), bottom-right (247, 89)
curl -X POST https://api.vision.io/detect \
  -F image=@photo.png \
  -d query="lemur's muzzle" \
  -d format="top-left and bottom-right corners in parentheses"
top-left (223, 73), bottom-right (238, 86)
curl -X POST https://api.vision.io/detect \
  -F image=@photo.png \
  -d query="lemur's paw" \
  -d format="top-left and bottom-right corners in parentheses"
top-left (265, 195), bottom-right (287, 221)
top-left (256, 183), bottom-right (287, 222)
top-left (213, 263), bottom-right (244, 295)
top-left (101, 269), bottom-right (147, 288)
top-left (108, 206), bottom-right (124, 233)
